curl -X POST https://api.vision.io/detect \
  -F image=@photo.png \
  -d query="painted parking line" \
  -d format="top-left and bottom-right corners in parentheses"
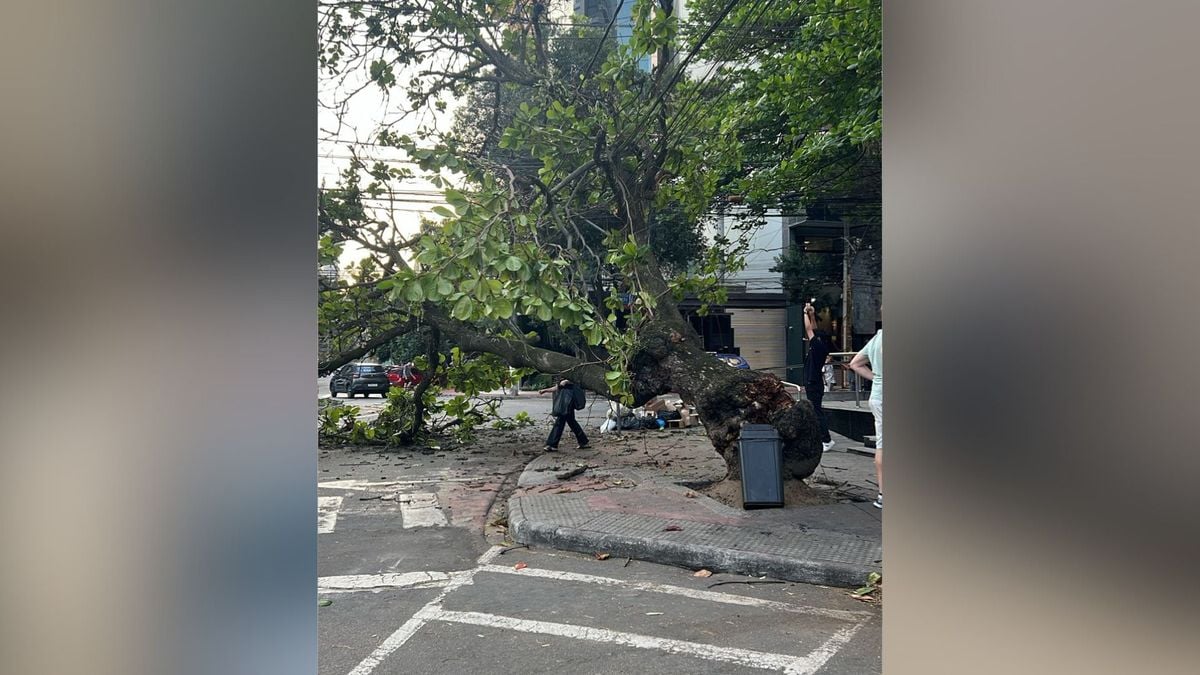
top-left (478, 564), bottom-right (871, 622)
top-left (341, 548), bottom-right (870, 675)
top-left (322, 564), bottom-right (869, 621)
top-left (346, 546), bottom-right (505, 675)
top-left (433, 609), bottom-right (863, 675)
top-left (318, 496), bottom-right (343, 534)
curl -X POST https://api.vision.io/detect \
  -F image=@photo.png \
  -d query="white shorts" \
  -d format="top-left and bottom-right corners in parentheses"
top-left (869, 397), bottom-right (883, 449)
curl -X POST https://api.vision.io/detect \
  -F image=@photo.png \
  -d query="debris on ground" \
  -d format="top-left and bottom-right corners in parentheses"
top-left (555, 464), bottom-right (590, 480)
top-left (594, 552), bottom-right (611, 560)
top-left (693, 569), bottom-right (713, 578)
top-left (850, 572), bottom-right (882, 603)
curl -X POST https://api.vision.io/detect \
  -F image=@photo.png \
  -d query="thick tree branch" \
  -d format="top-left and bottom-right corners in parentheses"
top-left (425, 308), bottom-right (609, 394)
top-left (318, 318), bottom-right (418, 375)
top-left (549, 159), bottom-right (596, 196)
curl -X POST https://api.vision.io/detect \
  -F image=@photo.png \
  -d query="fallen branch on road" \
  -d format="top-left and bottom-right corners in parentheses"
top-left (555, 464), bottom-right (592, 480)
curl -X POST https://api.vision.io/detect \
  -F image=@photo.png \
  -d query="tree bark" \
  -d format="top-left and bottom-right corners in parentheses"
top-left (401, 325), bottom-right (440, 444)
top-left (428, 310), bottom-right (610, 393)
top-left (624, 320), bottom-right (822, 481)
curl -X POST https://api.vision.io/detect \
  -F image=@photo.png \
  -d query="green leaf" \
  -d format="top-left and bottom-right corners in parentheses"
top-left (432, 205), bottom-right (454, 218)
top-left (444, 189), bottom-right (468, 209)
top-left (493, 298), bottom-right (514, 319)
top-left (504, 257), bottom-right (523, 272)
top-left (436, 278), bottom-right (453, 296)
top-left (452, 295), bottom-right (474, 321)
top-left (536, 304), bottom-right (553, 322)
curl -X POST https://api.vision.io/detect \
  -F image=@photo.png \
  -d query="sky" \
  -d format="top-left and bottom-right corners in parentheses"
top-left (318, 49), bottom-right (459, 271)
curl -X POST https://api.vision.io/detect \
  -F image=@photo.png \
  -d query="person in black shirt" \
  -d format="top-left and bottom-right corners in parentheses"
top-left (803, 303), bottom-right (835, 452)
top-left (538, 379), bottom-right (590, 452)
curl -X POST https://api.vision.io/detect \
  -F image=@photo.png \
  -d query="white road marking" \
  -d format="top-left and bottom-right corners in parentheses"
top-left (318, 571), bottom-right (460, 593)
top-left (318, 476), bottom-right (496, 492)
top-left (318, 496), bottom-right (343, 534)
top-left (783, 622), bottom-right (865, 675)
top-left (434, 610), bottom-right (802, 672)
top-left (346, 546), bottom-right (503, 675)
top-left (399, 492), bottom-right (448, 528)
top-left (343, 546), bottom-right (866, 675)
top-left (478, 564), bottom-right (870, 622)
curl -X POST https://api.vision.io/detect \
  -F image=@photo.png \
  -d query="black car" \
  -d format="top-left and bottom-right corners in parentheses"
top-left (329, 363), bottom-right (390, 398)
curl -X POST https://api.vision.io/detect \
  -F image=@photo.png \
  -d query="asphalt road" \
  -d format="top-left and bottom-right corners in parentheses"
top-left (318, 425), bottom-right (882, 674)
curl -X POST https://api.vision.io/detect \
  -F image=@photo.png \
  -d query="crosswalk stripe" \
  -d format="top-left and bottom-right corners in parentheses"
top-left (318, 496), bottom-right (343, 534)
top-left (399, 492), bottom-right (447, 528)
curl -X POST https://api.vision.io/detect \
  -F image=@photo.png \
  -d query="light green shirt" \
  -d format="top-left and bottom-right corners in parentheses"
top-left (861, 329), bottom-right (882, 402)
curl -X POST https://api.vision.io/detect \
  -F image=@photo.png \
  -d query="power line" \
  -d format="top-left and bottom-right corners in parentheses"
top-left (606, 0), bottom-right (747, 169)
top-left (626, 0), bottom-right (772, 180)
top-left (660, 0), bottom-right (795, 146)
top-left (578, 0), bottom-right (626, 86)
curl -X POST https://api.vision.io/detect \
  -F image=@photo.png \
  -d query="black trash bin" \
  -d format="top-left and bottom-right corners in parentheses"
top-left (738, 424), bottom-right (784, 509)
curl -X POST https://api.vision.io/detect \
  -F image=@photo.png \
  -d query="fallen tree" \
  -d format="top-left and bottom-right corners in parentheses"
top-left (318, 0), bottom-right (879, 479)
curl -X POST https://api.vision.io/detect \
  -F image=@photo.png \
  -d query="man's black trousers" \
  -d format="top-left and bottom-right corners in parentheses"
top-left (546, 409), bottom-right (589, 448)
top-left (804, 383), bottom-right (832, 443)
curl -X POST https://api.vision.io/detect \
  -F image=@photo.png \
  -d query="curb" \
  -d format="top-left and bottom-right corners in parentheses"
top-left (509, 497), bottom-right (878, 588)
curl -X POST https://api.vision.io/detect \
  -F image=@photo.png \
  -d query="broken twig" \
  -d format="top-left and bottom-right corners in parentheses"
top-left (707, 580), bottom-right (785, 589)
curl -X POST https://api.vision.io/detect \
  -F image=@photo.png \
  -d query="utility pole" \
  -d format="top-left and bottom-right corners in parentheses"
top-left (841, 220), bottom-right (851, 353)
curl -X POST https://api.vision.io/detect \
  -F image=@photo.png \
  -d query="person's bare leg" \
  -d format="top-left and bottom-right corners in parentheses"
top-left (874, 448), bottom-right (883, 495)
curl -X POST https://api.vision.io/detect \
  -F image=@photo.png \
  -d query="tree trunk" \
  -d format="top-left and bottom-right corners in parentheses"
top-left (625, 321), bottom-right (822, 481)
top-left (401, 325), bottom-right (440, 444)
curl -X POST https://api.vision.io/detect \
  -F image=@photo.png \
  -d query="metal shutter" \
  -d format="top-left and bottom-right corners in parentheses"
top-left (729, 308), bottom-right (786, 375)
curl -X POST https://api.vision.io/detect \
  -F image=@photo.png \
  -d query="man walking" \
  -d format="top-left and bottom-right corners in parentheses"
top-left (538, 379), bottom-right (589, 452)
top-left (803, 303), bottom-right (836, 452)
top-left (848, 326), bottom-right (883, 508)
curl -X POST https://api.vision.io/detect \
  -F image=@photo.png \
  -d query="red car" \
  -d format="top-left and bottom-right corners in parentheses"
top-left (386, 365), bottom-right (423, 388)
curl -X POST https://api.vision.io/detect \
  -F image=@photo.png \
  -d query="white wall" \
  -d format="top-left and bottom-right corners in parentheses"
top-left (704, 208), bottom-right (787, 294)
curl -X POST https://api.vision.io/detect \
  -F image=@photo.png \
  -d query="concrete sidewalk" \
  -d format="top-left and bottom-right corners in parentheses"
top-left (507, 429), bottom-right (881, 588)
